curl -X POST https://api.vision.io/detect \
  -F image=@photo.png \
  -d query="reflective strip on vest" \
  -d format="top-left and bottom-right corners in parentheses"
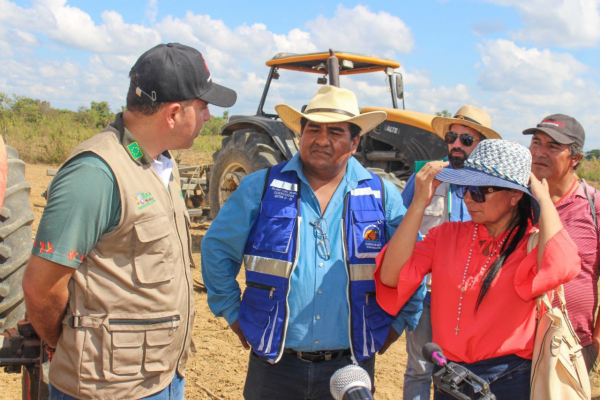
top-left (349, 264), bottom-right (376, 281)
top-left (244, 254), bottom-right (294, 278)
top-left (350, 187), bottom-right (381, 198)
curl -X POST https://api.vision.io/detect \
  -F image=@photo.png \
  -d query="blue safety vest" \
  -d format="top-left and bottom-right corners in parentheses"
top-left (238, 161), bottom-right (393, 364)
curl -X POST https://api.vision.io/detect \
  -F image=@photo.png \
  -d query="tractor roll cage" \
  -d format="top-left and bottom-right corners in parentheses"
top-left (257, 50), bottom-right (404, 117)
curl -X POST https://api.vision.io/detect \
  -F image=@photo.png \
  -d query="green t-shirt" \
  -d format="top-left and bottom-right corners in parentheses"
top-left (32, 152), bottom-right (121, 268)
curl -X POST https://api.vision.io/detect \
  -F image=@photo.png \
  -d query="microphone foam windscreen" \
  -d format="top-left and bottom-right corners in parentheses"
top-left (330, 364), bottom-right (372, 400)
top-left (422, 342), bottom-right (443, 364)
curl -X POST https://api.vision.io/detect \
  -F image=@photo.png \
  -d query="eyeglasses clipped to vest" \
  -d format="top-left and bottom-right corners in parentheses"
top-left (310, 217), bottom-right (331, 261)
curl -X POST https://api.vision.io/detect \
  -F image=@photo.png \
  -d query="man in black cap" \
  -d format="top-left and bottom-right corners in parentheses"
top-left (22, 43), bottom-right (236, 400)
top-left (524, 114), bottom-right (600, 380)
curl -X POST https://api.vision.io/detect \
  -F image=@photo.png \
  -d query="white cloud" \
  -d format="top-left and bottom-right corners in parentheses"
top-left (306, 5), bottom-right (414, 58)
top-left (473, 38), bottom-right (600, 147)
top-left (477, 39), bottom-right (587, 94)
top-left (485, 0), bottom-right (600, 47)
top-left (0, 0), bottom-right (160, 54)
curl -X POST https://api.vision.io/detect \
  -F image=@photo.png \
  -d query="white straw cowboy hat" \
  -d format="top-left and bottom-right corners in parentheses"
top-left (275, 86), bottom-right (387, 136)
top-left (431, 105), bottom-right (501, 140)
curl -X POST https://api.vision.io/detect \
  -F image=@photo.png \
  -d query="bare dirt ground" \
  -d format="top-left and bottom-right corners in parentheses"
top-left (0, 161), bottom-right (598, 399)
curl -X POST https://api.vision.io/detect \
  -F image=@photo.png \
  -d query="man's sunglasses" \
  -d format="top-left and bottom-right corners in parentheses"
top-left (445, 132), bottom-right (478, 147)
top-left (456, 186), bottom-right (509, 203)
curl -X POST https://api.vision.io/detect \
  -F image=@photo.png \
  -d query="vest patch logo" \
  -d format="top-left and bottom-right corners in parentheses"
top-left (135, 192), bottom-right (156, 210)
top-left (363, 225), bottom-right (381, 243)
top-left (128, 142), bottom-right (144, 160)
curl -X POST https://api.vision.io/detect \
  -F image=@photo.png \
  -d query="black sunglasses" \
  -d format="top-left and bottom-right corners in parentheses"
top-left (445, 132), bottom-right (478, 147)
top-left (456, 186), bottom-right (510, 203)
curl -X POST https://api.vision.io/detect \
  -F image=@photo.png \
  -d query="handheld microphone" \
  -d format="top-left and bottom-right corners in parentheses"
top-left (422, 343), bottom-right (496, 400)
top-left (422, 342), bottom-right (448, 367)
top-left (330, 364), bottom-right (374, 400)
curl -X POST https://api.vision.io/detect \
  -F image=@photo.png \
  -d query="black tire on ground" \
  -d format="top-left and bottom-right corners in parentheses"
top-left (209, 129), bottom-right (284, 219)
top-left (0, 146), bottom-right (34, 332)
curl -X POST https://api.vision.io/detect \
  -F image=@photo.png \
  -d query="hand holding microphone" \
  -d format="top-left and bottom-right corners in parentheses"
top-left (422, 343), bottom-right (496, 400)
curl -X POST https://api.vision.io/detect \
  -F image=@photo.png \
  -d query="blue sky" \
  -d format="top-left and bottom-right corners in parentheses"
top-left (1, 0), bottom-right (599, 148)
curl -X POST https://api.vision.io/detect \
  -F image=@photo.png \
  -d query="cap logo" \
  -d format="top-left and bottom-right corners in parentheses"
top-left (201, 55), bottom-right (212, 82)
top-left (128, 142), bottom-right (144, 160)
top-left (540, 120), bottom-right (565, 128)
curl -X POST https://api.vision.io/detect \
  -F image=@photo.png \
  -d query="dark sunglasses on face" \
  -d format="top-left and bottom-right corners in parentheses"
top-left (456, 186), bottom-right (510, 203)
top-left (445, 132), bottom-right (478, 147)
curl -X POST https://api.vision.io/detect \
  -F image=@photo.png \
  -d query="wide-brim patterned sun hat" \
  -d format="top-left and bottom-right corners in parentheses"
top-left (436, 140), bottom-right (540, 222)
top-left (275, 85), bottom-right (387, 136)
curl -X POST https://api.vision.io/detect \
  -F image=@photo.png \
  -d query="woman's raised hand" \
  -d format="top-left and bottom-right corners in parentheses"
top-left (414, 161), bottom-right (449, 206)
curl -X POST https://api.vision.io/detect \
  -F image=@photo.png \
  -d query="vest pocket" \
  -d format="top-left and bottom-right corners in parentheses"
top-left (108, 313), bottom-right (180, 376)
top-left (238, 284), bottom-right (280, 354)
top-left (351, 210), bottom-right (386, 259)
top-left (253, 201), bottom-right (297, 253)
top-left (361, 294), bottom-right (393, 357)
top-left (133, 214), bottom-right (175, 284)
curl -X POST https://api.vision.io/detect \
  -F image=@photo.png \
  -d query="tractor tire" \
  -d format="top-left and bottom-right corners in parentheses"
top-left (0, 146), bottom-right (34, 332)
top-left (209, 129), bottom-right (284, 219)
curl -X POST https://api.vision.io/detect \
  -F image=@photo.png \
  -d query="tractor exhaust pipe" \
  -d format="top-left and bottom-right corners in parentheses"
top-left (327, 49), bottom-right (340, 87)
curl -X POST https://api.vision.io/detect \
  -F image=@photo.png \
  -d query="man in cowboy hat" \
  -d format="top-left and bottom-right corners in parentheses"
top-left (401, 105), bottom-right (501, 400)
top-left (201, 85), bottom-right (425, 399)
top-left (524, 114), bottom-right (600, 379)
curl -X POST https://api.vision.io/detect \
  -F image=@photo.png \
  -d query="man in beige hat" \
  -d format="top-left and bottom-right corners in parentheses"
top-left (401, 105), bottom-right (501, 400)
top-left (201, 85), bottom-right (425, 399)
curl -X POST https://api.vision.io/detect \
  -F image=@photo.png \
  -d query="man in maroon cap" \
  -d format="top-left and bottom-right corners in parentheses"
top-left (524, 114), bottom-right (600, 379)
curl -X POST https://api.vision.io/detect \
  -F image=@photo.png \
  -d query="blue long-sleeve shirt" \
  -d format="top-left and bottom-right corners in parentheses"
top-left (201, 154), bottom-right (425, 351)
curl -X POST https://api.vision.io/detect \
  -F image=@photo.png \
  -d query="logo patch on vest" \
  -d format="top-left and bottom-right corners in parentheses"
top-left (270, 179), bottom-right (297, 202)
top-left (362, 224), bottom-right (382, 244)
top-left (135, 192), bottom-right (156, 210)
top-left (128, 142), bottom-right (144, 160)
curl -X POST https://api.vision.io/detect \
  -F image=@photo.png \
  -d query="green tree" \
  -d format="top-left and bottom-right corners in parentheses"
top-left (435, 110), bottom-right (452, 118)
top-left (586, 149), bottom-right (600, 160)
top-left (199, 111), bottom-right (229, 136)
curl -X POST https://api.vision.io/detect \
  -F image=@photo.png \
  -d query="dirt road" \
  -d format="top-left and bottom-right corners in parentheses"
top-left (0, 162), bottom-right (598, 399)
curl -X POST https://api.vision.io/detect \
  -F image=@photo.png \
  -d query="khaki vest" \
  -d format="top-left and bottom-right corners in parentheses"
top-left (420, 181), bottom-right (450, 292)
top-left (49, 126), bottom-right (195, 399)
top-left (420, 181), bottom-right (450, 236)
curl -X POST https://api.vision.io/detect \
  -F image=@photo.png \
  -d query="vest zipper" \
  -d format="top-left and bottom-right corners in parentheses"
top-left (341, 193), bottom-right (358, 364)
top-left (271, 181), bottom-right (302, 364)
top-left (246, 282), bottom-right (277, 298)
top-left (109, 315), bottom-right (180, 326)
top-left (157, 168), bottom-right (192, 374)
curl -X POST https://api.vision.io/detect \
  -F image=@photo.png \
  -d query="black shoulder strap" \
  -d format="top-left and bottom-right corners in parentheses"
top-left (261, 167), bottom-right (272, 200)
top-left (582, 181), bottom-right (598, 232)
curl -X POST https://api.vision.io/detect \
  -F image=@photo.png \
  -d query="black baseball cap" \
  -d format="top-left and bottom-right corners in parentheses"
top-left (131, 43), bottom-right (237, 108)
top-left (522, 114), bottom-right (585, 147)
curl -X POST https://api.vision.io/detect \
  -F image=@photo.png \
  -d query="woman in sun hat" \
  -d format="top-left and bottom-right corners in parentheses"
top-left (374, 139), bottom-right (581, 399)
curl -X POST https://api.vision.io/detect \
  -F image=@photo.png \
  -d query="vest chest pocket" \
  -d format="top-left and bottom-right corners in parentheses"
top-left (238, 284), bottom-right (281, 355)
top-left (108, 313), bottom-right (180, 376)
top-left (133, 214), bottom-right (175, 284)
top-left (253, 201), bottom-right (297, 253)
top-left (351, 210), bottom-right (386, 259)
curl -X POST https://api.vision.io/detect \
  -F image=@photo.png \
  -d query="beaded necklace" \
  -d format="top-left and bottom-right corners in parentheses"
top-left (454, 224), bottom-right (508, 336)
